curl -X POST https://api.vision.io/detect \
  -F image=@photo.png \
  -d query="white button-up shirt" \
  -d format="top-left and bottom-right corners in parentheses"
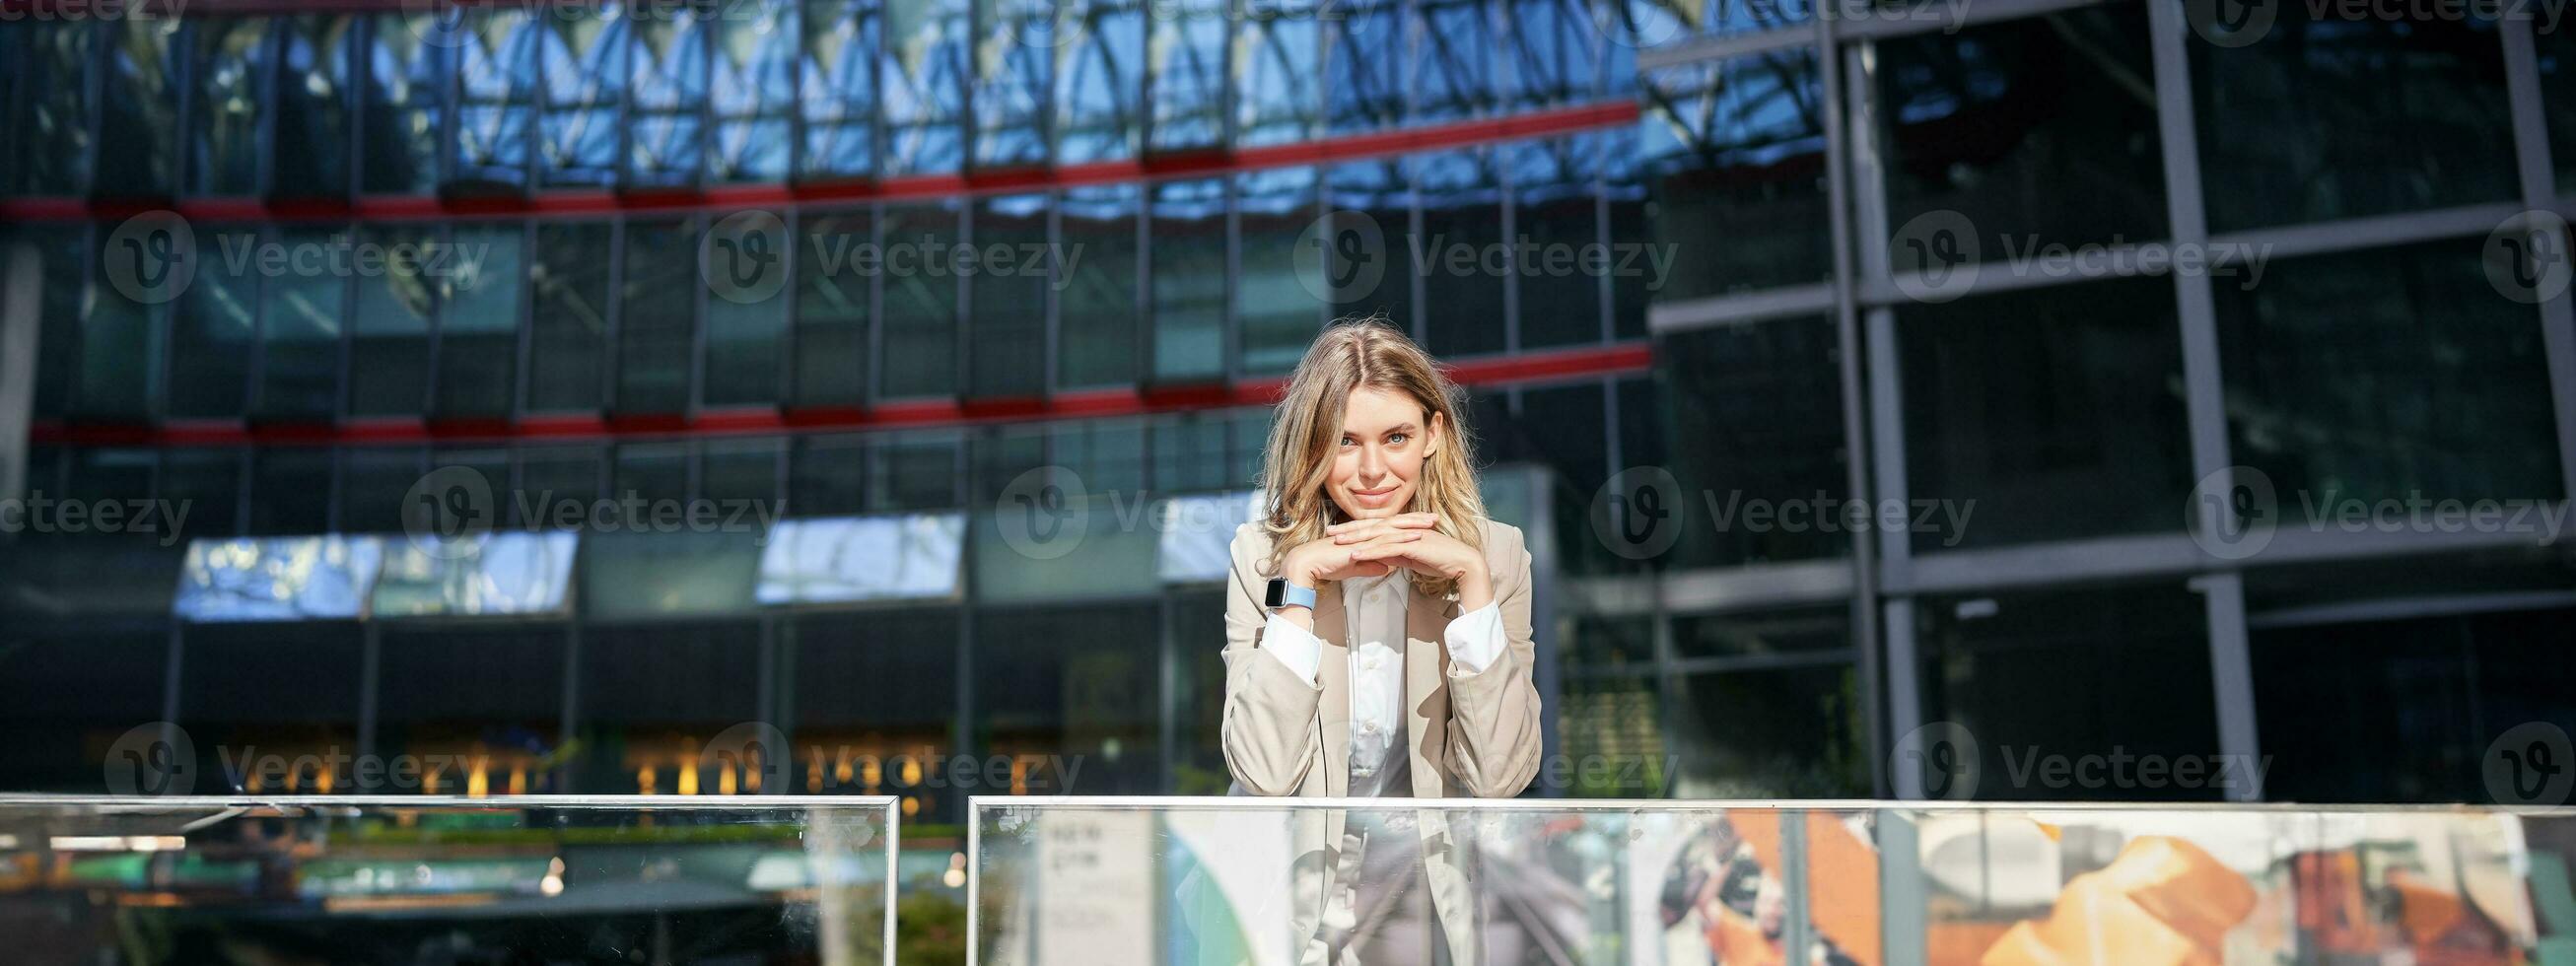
top-left (1259, 570), bottom-right (1508, 797)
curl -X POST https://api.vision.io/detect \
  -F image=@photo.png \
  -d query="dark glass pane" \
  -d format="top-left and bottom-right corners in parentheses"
top-left (1510, 136), bottom-right (1605, 349)
top-left (1236, 0), bottom-right (1320, 147)
top-left (1059, 185), bottom-right (1141, 387)
top-left (976, 603), bottom-right (1162, 794)
top-left (19, 227), bottom-right (89, 418)
top-left (614, 442), bottom-right (692, 504)
top-left (1146, 0), bottom-right (1225, 151)
top-left (794, 209), bottom-right (871, 407)
top-left (1877, 6), bottom-right (2167, 265)
top-left (168, 225), bottom-right (258, 418)
top-left (882, 0), bottom-right (967, 174)
top-left (178, 623), bottom-right (363, 794)
top-left (3, 22), bottom-right (95, 195)
top-left (880, 202), bottom-right (960, 397)
top-left (1673, 604), bottom-right (1848, 661)
top-left (1410, 0), bottom-right (1497, 122)
top-left (1899, 275), bottom-right (2193, 549)
top-left (1236, 167), bottom-right (1320, 376)
top-left (256, 226), bottom-right (348, 420)
top-left (67, 448), bottom-right (154, 511)
top-left (453, 8), bottom-right (538, 190)
top-left (274, 15), bottom-right (356, 198)
top-left (700, 437), bottom-right (781, 506)
top-left (790, 609), bottom-right (960, 819)
top-left (1321, 159), bottom-right (1416, 328)
top-left (968, 194), bottom-right (1050, 397)
top-left (2193, 18), bottom-right (2513, 233)
top-left (1416, 148), bottom-right (1507, 357)
top-left (1228, 408), bottom-right (1271, 489)
top-left (1168, 590), bottom-right (1229, 794)
top-left (789, 434), bottom-right (869, 517)
top-left (248, 448), bottom-right (333, 534)
top-left (536, 5), bottom-right (625, 188)
top-left (1651, 317), bottom-right (1849, 569)
top-left (1564, 614), bottom-right (1653, 672)
top-left (617, 219), bottom-right (697, 414)
top-left (1149, 178), bottom-right (1226, 381)
top-left (703, 211), bottom-right (791, 407)
top-left (1559, 672), bottom-right (1665, 796)
top-left (573, 622), bottom-right (763, 794)
top-left (0, 630), bottom-right (165, 792)
top-left (1519, 381), bottom-right (1614, 574)
top-left (2541, 22), bottom-right (2576, 194)
top-left (1056, 0), bottom-right (1144, 162)
top-left (708, 0), bottom-right (794, 183)
top-left (435, 222), bottom-right (523, 417)
top-left (375, 627), bottom-right (568, 794)
top-left (98, 19), bottom-right (181, 197)
top-left (872, 432), bottom-right (961, 511)
top-left (1323, 0), bottom-right (1404, 133)
top-left (160, 448), bottom-right (244, 539)
top-left (79, 249), bottom-right (170, 420)
top-left (1050, 418), bottom-right (1147, 495)
top-left (1672, 660), bottom-right (1865, 797)
top-left (1916, 583), bottom-right (2222, 802)
top-left (347, 225), bottom-right (437, 416)
top-left (799, 0), bottom-right (879, 178)
top-left (514, 445), bottom-right (602, 527)
top-left (1636, 48), bottom-right (1829, 301)
top-left (2213, 239), bottom-right (2565, 521)
top-left (338, 447), bottom-right (422, 533)
top-left (1150, 413), bottom-right (1228, 493)
top-left (528, 221), bottom-right (610, 411)
top-left (189, 18), bottom-right (269, 196)
top-left (362, 12), bottom-right (450, 195)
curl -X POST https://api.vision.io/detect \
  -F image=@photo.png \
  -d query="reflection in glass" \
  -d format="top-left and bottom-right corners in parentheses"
top-left (1056, 0), bottom-right (1144, 162)
top-left (1411, 0), bottom-right (1498, 122)
top-left (175, 535), bottom-right (387, 622)
top-left (759, 513), bottom-right (966, 603)
top-left (880, 201), bottom-right (961, 397)
top-left (1650, 317), bottom-right (1849, 568)
top-left (437, 221), bottom-right (523, 416)
top-left (2193, 18), bottom-right (2513, 233)
top-left (170, 225), bottom-right (258, 418)
top-left (1899, 275), bottom-right (2193, 549)
top-left (974, 0), bottom-right (1052, 168)
top-left (190, 18), bottom-right (270, 195)
top-left (1148, 0), bottom-right (1226, 151)
top-left (628, 4), bottom-right (708, 186)
top-left (710, 0), bottom-right (795, 182)
top-left (98, 18), bottom-right (181, 197)
top-left (528, 221), bottom-right (612, 411)
top-left (2, 22), bottom-right (94, 195)
top-left (1059, 185), bottom-right (1142, 386)
top-left (372, 530), bottom-right (579, 617)
top-left (1236, 0), bottom-right (1321, 148)
top-left (800, 0), bottom-right (879, 178)
top-left (537, 4), bottom-right (626, 187)
top-left (348, 224), bottom-right (438, 416)
top-left (1324, 0), bottom-right (1406, 133)
top-left (1505, 0), bottom-right (1602, 109)
top-left (617, 219), bottom-right (697, 413)
top-left (1417, 148), bottom-right (1506, 357)
top-left (1151, 178), bottom-right (1227, 380)
top-left (579, 529), bottom-right (767, 620)
top-left (970, 193), bottom-right (1051, 397)
top-left (453, 8), bottom-right (538, 190)
top-left (706, 212), bottom-right (792, 406)
top-left (257, 226), bottom-right (348, 420)
top-left (796, 209), bottom-right (871, 406)
top-left (1155, 490), bottom-right (1263, 583)
top-left (883, 0), bottom-right (969, 173)
top-left (275, 16), bottom-right (356, 197)
top-left (1237, 167), bottom-right (1320, 375)
top-left (362, 12), bottom-right (450, 194)
top-left (1636, 49), bottom-right (1829, 300)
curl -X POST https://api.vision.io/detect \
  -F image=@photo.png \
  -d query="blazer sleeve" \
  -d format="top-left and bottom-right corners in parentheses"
top-left (1440, 522), bottom-right (1543, 797)
top-left (1218, 523), bottom-right (1326, 795)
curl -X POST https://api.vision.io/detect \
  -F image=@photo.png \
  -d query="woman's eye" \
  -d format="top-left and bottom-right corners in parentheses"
top-left (1387, 433), bottom-right (1409, 446)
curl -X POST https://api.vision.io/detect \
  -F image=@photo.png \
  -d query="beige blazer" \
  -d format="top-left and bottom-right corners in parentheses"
top-left (1218, 515), bottom-right (1544, 962)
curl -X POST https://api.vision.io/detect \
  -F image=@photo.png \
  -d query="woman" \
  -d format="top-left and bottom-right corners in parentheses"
top-left (1217, 316), bottom-right (1544, 963)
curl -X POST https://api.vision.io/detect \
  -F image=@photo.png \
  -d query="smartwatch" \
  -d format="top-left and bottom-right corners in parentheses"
top-left (1264, 577), bottom-right (1317, 611)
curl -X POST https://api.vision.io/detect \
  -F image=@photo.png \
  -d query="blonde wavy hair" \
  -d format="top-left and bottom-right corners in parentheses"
top-left (1254, 314), bottom-right (1488, 599)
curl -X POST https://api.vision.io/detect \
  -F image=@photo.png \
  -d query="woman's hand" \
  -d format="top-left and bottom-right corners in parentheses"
top-left (1336, 513), bottom-right (1493, 611)
top-left (1282, 526), bottom-right (1405, 586)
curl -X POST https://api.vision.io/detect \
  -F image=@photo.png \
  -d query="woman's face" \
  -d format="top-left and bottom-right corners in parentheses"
top-left (1324, 385), bottom-right (1443, 521)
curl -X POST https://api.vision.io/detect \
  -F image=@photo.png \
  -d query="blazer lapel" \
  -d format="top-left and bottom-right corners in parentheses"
top-left (1313, 579), bottom-right (1351, 797)
top-left (1405, 578), bottom-right (1462, 798)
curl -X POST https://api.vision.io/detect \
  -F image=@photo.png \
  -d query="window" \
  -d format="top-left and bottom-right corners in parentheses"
top-left (348, 224), bottom-right (438, 416)
top-left (189, 18), bottom-right (270, 195)
top-left (1235, 167), bottom-right (1320, 376)
top-left (1149, 178), bottom-right (1226, 381)
top-left (1418, 149), bottom-right (1507, 357)
top-left (435, 222), bottom-right (523, 417)
top-left (1636, 48), bottom-right (1830, 301)
top-left (968, 194), bottom-right (1051, 397)
top-left (616, 219), bottom-right (698, 414)
top-left (880, 202), bottom-right (961, 398)
top-left (1652, 318), bottom-right (1850, 568)
top-left (528, 221), bottom-right (611, 411)
top-left (795, 209), bottom-right (871, 406)
top-left (169, 225), bottom-right (258, 418)
top-left (1058, 185), bottom-right (1142, 387)
top-left (257, 226), bottom-right (348, 420)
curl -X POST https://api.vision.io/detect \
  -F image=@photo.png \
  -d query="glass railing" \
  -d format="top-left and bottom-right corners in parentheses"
top-left (8, 794), bottom-right (2574, 965)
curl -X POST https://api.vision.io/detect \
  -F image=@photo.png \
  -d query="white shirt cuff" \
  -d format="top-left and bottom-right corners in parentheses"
top-left (1442, 601), bottom-right (1508, 676)
top-left (1260, 610), bottom-right (1324, 685)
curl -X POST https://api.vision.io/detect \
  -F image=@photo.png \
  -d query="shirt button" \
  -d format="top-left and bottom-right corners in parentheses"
top-left (1362, 722), bottom-right (1380, 734)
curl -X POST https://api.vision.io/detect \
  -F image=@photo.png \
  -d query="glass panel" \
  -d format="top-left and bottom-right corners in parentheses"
top-left (274, 15), bottom-right (356, 197)
top-left (98, 18), bottom-right (182, 197)
top-left (0, 631), bottom-right (164, 792)
top-left (613, 440), bottom-right (690, 504)
top-left (2213, 239), bottom-right (2565, 532)
top-left (1166, 589), bottom-right (1229, 793)
top-left (1058, 184), bottom-right (1141, 386)
top-left (971, 475), bottom-right (1162, 603)
top-left (879, 201), bottom-right (960, 397)
top-left (168, 225), bottom-right (258, 418)
top-left (174, 535), bottom-right (387, 623)
top-left (1915, 582), bottom-right (2222, 801)
top-left (2193, 17), bottom-right (2513, 234)
top-left (1146, 0), bottom-right (1225, 152)
top-left (436, 221), bottom-right (523, 417)
top-left (799, 0), bottom-right (879, 179)
top-left (790, 434), bottom-right (870, 516)
top-left (189, 18), bottom-right (269, 196)
top-left (536, 3), bottom-right (626, 187)
top-left (1646, 316), bottom-right (1850, 569)
top-left (374, 625), bottom-right (568, 794)
top-left (337, 446), bottom-right (422, 533)
top-left (700, 436), bottom-right (781, 505)
top-left (577, 529), bottom-right (767, 620)
top-left (1505, 0), bottom-right (1601, 109)
top-left (79, 237), bottom-right (172, 420)
top-left (871, 431), bottom-right (961, 511)
top-left (1323, 0), bottom-right (1405, 133)
top-left (882, 0), bottom-right (969, 174)
top-left (968, 193), bottom-right (1051, 397)
top-left (1236, 166), bottom-right (1319, 376)
top-left (974, 602), bottom-right (1161, 794)
top-left (1672, 659), bottom-right (1866, 796)
top-left (1673, 603), bottom-right (1849, 660)
top-left (1899, 275), bottom-right (2193, 550)
top-left (348, 224), bottom-right (438, 416)
top-left (2541, 22), bottom-right (2576, 194)
top-left (1149, 177), bottom-right (1226, 381)
top-left (178, 622), bottom-right (363, 791)
top-left (794, 209), bottom-right (872, 406)
top-left (791, 608), bottom-right (963, 821)
top-left (2, 22), bottom-right (94, 195)
top-left (160, 448), bottom-right (244, 540)
top-left (759, 513), bottom-right (965, 603)
top-left (1236, 0), bottom-right (1320, 147)
top-left (372, 531), bottom-right (579, 617)
top-left (514, 445), bottom-right (603, 527)
top-left (21, 227), bottom-right (90, 418)
top-left (1636, 47), bottom-right (1830, 301)
top-left (705, 211), bottom-right (793, 406)
top-left (628, 2), bottom-right (708, 187)
top-left (362, 11), bottom-right (450, 194)
top-left (973, 0), bottom-right (1052, 168)
top-left (1417, 148), bottom-right (1507, 357)
top-left (248, 448), bottom-right (333, 534)
top-left (1875, 6), bottom-right (2167, 265)
top-left (1150, 413), bottom-right (1229, 493)
top-left (617, 218), bottom-right (697, 414)
top-left (1156, 490), bottom-right (1262, 583)
top-left (1561, 672), bottom-right (1665, 794)
top-left (1410, 0), bottom-right (1498, 122)
top-left (571, 620), bottom-right (764, 792)
top-left (528, 220), bottom-right (611, 411)
top-left (1056, 0), bottom-right (1144, 162)
top-left (1520, 381), bottom-right (1616, 574)
top-left (256, 225), bottom-right (348, 420)
top-left (1509, 135), bottom-right (1604, 349)
top-left (1320, 158), bottom-right (1416, 328)
top-left (709, 0), bottom-right (795, 182)
top-left (453, 7), bottom-right (538, 190)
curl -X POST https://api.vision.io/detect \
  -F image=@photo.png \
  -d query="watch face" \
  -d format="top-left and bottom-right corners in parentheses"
top-left (1264, 578), bottom-right (1287, 608)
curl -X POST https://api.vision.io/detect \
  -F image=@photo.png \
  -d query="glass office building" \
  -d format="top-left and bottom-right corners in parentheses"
top-left (1, 0), bottom-right (2572, 820)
